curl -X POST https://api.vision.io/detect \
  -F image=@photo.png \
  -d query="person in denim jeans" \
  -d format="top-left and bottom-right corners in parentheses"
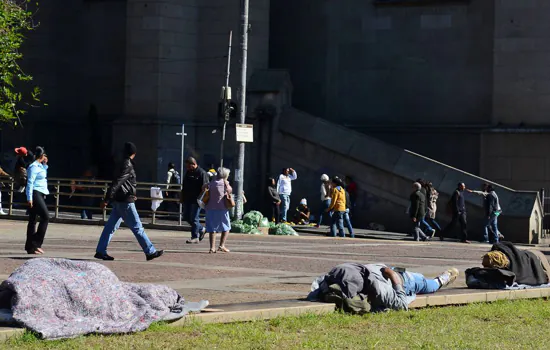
top-left (181, 157), bottom-right (209, 244)
top-left (327, 177), bottom-right (346, 237)
top-left (95, 142), bottom-right (163, 261)
top-left (398, 267), bottom-right (459, 296)
top-left (343, 189), bottom-right (354, 238)
top-left (316, 174), bottom-right (331, 228)
top-left (276, 168), bottom-right (297, 222)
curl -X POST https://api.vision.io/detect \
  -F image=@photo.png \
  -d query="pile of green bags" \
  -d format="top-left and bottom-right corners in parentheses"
top-left (230, 210), bottom-right (298, 236)
top-left (268, 223), bottom-right (299, 236)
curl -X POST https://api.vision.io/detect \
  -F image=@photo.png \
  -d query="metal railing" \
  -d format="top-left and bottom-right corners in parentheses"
top-left (0, 176), bottom-right (185, 226)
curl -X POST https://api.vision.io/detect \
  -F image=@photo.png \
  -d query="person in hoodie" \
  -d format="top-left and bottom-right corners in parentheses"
top-left (326, 176), bottom-right (346, 238)
top-left (95, 142), bottom-right (164, 261)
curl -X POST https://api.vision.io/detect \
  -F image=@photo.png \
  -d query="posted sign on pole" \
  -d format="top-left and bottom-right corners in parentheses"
top-left (236, 123), bottom-right (254, 143)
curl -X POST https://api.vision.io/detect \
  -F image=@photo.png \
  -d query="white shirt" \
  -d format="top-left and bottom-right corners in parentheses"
top-left (277, 171), bottom-right (298, 195)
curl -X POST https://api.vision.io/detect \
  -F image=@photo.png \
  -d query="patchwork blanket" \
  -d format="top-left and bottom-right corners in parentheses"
top-left (0, 258), bottom-right (208, 340)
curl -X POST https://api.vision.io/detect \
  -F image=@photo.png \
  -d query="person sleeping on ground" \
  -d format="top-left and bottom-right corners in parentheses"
top-left (465, 241), bottom-right (550, 289)
top-left (308, 263), bottom-right (459, 314)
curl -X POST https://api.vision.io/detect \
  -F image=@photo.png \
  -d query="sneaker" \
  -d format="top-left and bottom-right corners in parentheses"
top-left (146, 250), bottom-right (164, 261)
top-left (0, 210), bottom-right (6, 215)
top-left (460, 240), bottom-right (471, 244)
top-left (437, 268), bottom-right (459, 288)
top-left (94, 252), bottom-right (115, 261)
top-left (315, 224), bottom-right (320, 229)
top-left (422, 236), bottom-right (431, 242)
top-left (199, 227), bottom-right (206, 242)
top-left (186, 238), bottom-right (199, 244)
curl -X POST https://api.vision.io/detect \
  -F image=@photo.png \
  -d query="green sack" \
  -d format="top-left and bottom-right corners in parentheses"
top-left (268, 223), bottom-right (299, 236)
top-left (259, 217), bottom-right (270, 228)
top-left (243, 211), bottom-right (263, 227)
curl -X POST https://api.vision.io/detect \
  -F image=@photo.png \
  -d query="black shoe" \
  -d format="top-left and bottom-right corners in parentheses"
top-left (199, 228), bottom-right (206, 242)
top-left (146, 250), bottom-right (164, 261)
top-left (94, 252), bottom-right (115, 261)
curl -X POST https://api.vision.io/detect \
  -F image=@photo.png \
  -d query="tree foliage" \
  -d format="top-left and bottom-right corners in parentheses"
top-left (0, 0), bottom-right (41, 126)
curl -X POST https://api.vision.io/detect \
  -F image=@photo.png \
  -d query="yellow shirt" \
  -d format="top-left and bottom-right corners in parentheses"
top-left (328, 187), bottom-right (346, 212)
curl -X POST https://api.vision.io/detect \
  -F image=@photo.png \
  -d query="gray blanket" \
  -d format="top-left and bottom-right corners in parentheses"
top-left (0, 258), bottom-right (208, 340)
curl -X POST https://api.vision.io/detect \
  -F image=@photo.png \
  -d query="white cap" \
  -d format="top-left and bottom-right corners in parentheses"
top-left (320, 174), bottom-right (329, 182)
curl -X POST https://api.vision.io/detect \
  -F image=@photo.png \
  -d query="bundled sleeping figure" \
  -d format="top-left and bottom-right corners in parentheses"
top-left (466, 241), bottom-right (550, 289)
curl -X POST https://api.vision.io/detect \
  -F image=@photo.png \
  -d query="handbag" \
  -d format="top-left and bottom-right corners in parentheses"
top-left (224, 182), bottom-right (235, 209)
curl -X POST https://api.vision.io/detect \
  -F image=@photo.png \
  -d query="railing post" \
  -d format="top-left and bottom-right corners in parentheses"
top-left (8, 180), bottom-right (14, 216)
top-left (55, 181), bottom-right (60, 219)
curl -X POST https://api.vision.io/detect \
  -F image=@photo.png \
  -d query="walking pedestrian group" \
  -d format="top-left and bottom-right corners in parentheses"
top-left (4, 138), bottom-right (505, 259)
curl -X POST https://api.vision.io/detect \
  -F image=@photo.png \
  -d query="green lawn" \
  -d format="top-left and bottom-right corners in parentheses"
top-left (4, 299), bottom-right (550, 350)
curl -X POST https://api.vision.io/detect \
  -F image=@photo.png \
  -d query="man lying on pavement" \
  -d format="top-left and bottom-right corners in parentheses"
top-left (308, 263), bottom-right (459, 314)
top-left (466, 241), bottom-right (550, 289)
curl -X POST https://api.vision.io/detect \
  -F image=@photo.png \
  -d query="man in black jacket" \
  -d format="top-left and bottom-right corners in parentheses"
top-left (441, 182), bottom-right (470, 243)
top-left (409, 182), bottom-right (429, 241)
top-left (181, 157), bottom-right (209, 244)
top-left (95, 142), bottom-right (163, 261)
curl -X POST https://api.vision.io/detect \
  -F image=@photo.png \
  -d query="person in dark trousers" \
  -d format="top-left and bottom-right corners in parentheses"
top-left (25, 146), bottom-right (50, 254)
top-left (343, 184), bottom-right (354, 238)
top-left (95, 142), bottom-right (164, 261)
top-left (181, 157), bottom-right (209, 244)
top-left (267, 177), bottom-right (281, 223)
top-left (441, 182), bottom-right (470, 243)
top-left (345, 175), bottom-right (357, 215)
top-left (409, 182), bottom-right (429, 241)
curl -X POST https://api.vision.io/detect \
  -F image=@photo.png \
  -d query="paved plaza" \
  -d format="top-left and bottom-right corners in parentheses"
top-left (0, 219), bottom-right (546, 306)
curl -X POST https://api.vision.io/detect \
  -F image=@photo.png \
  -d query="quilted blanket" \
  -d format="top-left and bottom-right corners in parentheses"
top-left (0, 258), bottom-right (208, 340)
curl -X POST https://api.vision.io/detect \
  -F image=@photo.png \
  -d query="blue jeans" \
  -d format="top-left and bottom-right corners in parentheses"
top-left (402, 271), bottom-right (440, 295)
top-left (96, 202), bottom-right (156, 255)
top-left (280, 194), bottom-right (290, 222)
top-left (318, 199), bottom-right (331, 226)
top-left (184, 201), bottom-right (202, 238)
top-left (421, 218), bottom-right (434, 232)
top-left (344, 209), bottom-right (354, 237)
top-left (484, 214), bottom-right (499, 243)
top-left (330, 211), bottom-right (345, 237)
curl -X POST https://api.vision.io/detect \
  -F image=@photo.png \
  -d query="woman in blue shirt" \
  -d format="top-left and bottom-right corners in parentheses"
top-left (25, 146), bottom-right (50, 254)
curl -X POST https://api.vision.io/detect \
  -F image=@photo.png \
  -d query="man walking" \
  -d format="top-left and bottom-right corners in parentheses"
top-left (468, 184), bottom-right (502, 243)
top-left (441, 182), bottom-right (470, 243)
top-left (95, 142), bottom-right (164, 261)
top-left (181, 157), bottom-right (209, 244)
top-left (409, 182), bottom-right (429, 241)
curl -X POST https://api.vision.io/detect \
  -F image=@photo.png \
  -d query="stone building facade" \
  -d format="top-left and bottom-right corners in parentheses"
top-left (1, 0), bottom-right (549, 194)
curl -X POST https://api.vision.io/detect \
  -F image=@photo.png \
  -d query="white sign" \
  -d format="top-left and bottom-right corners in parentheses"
top-left (236, 123), bottom-right (254, 143)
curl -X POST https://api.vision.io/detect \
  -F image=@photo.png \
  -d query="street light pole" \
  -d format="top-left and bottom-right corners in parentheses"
top-left (176, 124), bottom-right (187, 225)
top-left (220, 30), bottom-right (233, 169)
top-left (234, 0), bottom-right (249, 220)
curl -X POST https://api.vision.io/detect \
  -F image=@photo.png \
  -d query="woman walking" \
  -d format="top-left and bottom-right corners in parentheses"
top-left (315, 174), bottom-right (331, 228)
top-left (25, 146), bottom-right (50, 254)
top-left (425, 182), bottom-right (442, 236)
top-left (205, 167), bottom-right (233, 253)
top-left (267, 177), bottom-right (281, 223)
